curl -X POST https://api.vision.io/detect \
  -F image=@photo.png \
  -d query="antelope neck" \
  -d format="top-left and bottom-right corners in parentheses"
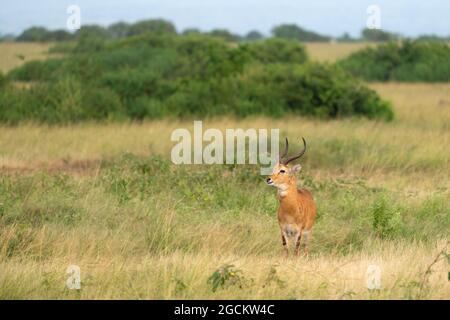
top-left (277, 181), bottom-right (297, 198)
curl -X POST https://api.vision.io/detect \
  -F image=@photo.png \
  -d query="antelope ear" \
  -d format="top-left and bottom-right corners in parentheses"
top-left (290, 164), bottom-right (302, 174)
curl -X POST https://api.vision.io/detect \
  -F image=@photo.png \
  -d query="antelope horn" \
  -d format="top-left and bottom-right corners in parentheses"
top-left (279, 137), bottom-right (289, 161)
top-left (283, 137), bottom-right (307, 165)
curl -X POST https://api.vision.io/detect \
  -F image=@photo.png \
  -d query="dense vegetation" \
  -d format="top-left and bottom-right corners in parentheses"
top-left (271, 24), bottom-right (330, 42)
top-left (360, 28), bottom-right (400, 42)
top-left (0, 32), bottom-right (393, 124)
top-left (12, 19), bottom-right (332, 43)
top-left (339, 41), bottom-right (450, 82)
top-left (8, 18), bottom-right (449, 44)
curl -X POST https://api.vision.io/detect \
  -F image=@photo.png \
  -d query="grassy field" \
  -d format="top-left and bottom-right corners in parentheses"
top-left (0, 42), bottom-right (54, 73)
top-left (0, 43), bottom-right (449, 299)
top-left (305, 42), bottom-right (374, 62)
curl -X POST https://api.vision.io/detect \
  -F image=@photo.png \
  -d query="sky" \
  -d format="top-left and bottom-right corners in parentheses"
top-left (1, 0), bottom-right (449, 37)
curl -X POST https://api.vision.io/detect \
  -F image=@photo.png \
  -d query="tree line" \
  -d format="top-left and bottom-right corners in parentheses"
top-left (2, 19), bottom-right (449, 43)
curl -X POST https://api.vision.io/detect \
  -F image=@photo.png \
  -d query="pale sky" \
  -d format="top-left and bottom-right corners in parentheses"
top-left (1, 0), bottom-right (449, 37)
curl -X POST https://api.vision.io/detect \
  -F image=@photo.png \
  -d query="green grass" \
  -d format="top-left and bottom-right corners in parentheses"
top-left (0, 155), bottom-right (448, 299)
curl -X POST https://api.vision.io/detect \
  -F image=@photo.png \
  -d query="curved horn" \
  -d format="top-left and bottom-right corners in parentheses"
top-left (283, 137), bottom-right (307, 165)
top-left (279, 137), bottom-right (289, 161)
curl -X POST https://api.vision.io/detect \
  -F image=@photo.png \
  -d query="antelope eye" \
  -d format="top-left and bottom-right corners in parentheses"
top-left (279, 170), bottom-right (286, 174)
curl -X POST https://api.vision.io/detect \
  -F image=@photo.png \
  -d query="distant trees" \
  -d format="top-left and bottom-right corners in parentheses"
top-left (416, 34), bottom-right (450, 42)
top-left (361, 28), bottom-right (400, 42)
top-left (17, 27), bottom-right (72, 42)
top-left (11, 19), bottom-right (447, 44)
top-left (245, 38), bottom-right (308, 64)
top-left (339, 40), bottom-right (450, 82)
top-left (271, 24), bottom-right (331, 42)
top-left (75, 25), bottom-right (109, 39)
top-left (182, 28), bottom-right (201, 36)
top-left (208, 29), bottom-right (241, 42)
top-left (245, 30), bottom-right (264, 41)
top-left (16, 27), bottom-right (48, 42)
top-left (336, 32), bottom-right (357, 43)
top-left (107, 22), bottom-right (130, 39)
top-left (15, 19), bottom-right (177, 42)
top-left (126, 19), bottom-right (176, 36)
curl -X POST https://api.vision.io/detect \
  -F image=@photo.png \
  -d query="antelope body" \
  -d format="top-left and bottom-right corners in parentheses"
top-left (266, 138), bottom-right (317, 257)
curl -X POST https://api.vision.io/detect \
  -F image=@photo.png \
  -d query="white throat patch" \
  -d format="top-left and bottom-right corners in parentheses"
top-left (277, 184), bottom-right (289, 197)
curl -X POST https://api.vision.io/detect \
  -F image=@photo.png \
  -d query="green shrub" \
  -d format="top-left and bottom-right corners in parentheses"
top-left (2, 33), bottom-right (393, 123)
top-left (371, 194), bottom-right (405, 238)
top-left (31, 76), bottom-right (85, 123)
top-left (16, 27), bottom-right (53, 42)
top-left (73, 34), bottom-right (106, 53)
top-left (244, 38), bottom-right (308, 64)
top-left (100, 68), bottom-right (161, 100)
top-left (174, 35), bottom-right (249, 79)
top-left (129, 96), bottom-right (167, 119)
top-left (339, 40), bottom-right (450, 82)
top-left (239, 63), bottom-right (394, 120)
top-left (8, 59), bottom-right (63, 81)
top-left (126, 19), bottom-right (176, 37)
top-left (271, 24), bottom-right (331, 42)
top-left (0, 71), bottom-right (7, 88)
top-left (81, 87), bottom-right (124, 120)
top-left (48, 42), bottom-right (77, 54)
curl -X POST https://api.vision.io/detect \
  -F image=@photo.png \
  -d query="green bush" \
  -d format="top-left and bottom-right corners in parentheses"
top-left (81, 87), bottom-right (124, 120)
top-left (271, 24), bottom-right (330, 42)
top-left (244, 38), bottom-right (308, 64)
top-left (8, 59), bottom-right (63, 81)
top-left (2, 33), bottom-right (393, 123)
top-left (239, 63), bottom-right (394, 120)
top-left (73, 34), bottom-right (106, 53)
top-left (0, 71), bottom-right (7, 88)
top-left (174, 35), bottom-right (249, 79)
top-left (126, 19), bottom-right (176, 37)
top-left (339, 40), bottom-right (450, 82)
top-left (129, 96), bottom-right (167, 119)
top-left (371, 194), bottom-right (405, 238)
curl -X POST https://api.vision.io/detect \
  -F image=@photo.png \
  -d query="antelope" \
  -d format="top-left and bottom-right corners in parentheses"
top-left (266, 137), bottom-right (317, 257)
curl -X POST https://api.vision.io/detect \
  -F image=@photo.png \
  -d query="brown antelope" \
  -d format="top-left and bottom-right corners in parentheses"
top-left (266, 137), bottom-right (317, 257)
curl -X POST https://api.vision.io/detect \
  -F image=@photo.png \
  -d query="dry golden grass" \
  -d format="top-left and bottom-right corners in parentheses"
top-left (304, 42), bottom-right (375, 62)
top-left (1, 240), bottom-right (448, 299)
top-left (0, 42), bottom-right (53, 73)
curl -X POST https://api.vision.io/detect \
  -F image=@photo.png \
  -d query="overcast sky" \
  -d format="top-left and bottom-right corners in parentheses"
top-left (1, 0), bottom-right (449, 37)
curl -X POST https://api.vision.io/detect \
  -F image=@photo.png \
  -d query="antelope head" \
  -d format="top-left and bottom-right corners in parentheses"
top-left (266, 137), bottom-right (306, 190)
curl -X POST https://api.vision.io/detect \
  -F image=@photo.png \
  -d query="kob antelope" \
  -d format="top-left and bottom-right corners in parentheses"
top-left (266, 137), bottom-right (317, 257)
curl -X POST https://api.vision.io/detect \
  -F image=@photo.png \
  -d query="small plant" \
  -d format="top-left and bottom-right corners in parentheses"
top-left (371, 194), bottom-right (404, 238)
top-left (207, 264), bottom-right (245, 292)
top-left (263, 265), bottom-right (286, 288)
top-left (173, 278), bottom-right (187, 294)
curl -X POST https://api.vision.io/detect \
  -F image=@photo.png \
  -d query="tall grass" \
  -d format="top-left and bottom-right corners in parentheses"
top-left (0, 83), bottom-right (449, 299)
top-left (0, 42), bottom-right (54, 73)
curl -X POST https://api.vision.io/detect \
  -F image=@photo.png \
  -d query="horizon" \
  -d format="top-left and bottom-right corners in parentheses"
top-left (1, 0), bottom-right (449, 38)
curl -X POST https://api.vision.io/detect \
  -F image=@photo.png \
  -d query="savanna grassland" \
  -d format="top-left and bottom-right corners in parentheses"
top-left (0, 42), bottom-right (54, 73)
top-left (0, 42), bottom-right (449, 299)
